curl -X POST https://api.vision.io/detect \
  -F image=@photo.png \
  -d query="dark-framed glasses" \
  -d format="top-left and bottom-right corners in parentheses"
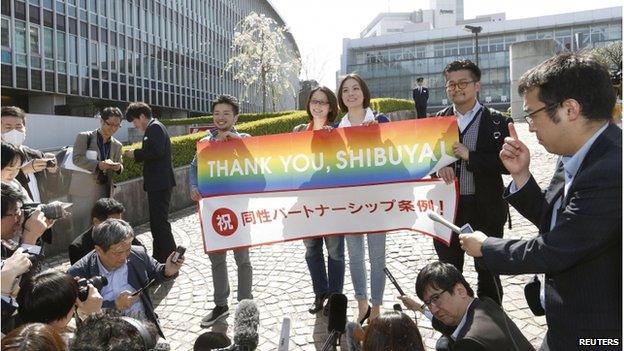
top-left (445, 81), bottom-right (475, 90)
top-left (423, 289), bottom-right (448, 307)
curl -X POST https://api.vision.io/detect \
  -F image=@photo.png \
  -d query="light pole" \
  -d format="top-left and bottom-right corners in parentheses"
top-left (464, 25), bottom-right (482, 67)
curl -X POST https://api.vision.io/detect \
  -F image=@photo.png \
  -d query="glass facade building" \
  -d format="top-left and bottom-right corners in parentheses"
top-left (1, 0), bottom-right (299, 117)
top-left (340, 7), bottom-right (622, 110)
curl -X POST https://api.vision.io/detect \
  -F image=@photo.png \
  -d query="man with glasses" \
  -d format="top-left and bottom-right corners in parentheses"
top-left (69, 107), bottom-right (124, 234)
top-left (399, 262), bottom-right (532, 351)
top-left (432, 60), bottom-right (512, 306)
top-left (460, 53), bottom-right (621, 350)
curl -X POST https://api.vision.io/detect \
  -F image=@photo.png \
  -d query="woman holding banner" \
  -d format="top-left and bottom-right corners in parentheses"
top-left (336, 74), bottom-right (390, 323)
top-left (293, 86), bottom-right (346, 314)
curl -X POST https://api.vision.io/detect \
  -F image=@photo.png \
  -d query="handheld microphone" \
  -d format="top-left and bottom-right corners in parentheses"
top-left (321, 293), bottom-right (347, 351)
top-left (383, 267), bottom-right (405, 296)
top-left (427, 211), bottom-right (474, 234)
top-left (277, 317), bottom-right (290, 351)
top-left (232, 299), bottom-right (259, 351)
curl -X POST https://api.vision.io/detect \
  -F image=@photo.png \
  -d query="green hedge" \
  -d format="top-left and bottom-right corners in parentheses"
top-left (115, 111), bottom-right (309, 182)
top-left (115, 98), bottom-right (414, 182)
top-left (161, 110), bottom-right (297, 126)
top-left (370, 98), bottom-right (414, 114)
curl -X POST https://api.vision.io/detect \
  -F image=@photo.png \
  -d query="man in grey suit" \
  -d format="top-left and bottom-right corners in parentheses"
top-left (460, 53), bottom-right (622, 350)
top-left (69, 107), bottom-right (124, 234)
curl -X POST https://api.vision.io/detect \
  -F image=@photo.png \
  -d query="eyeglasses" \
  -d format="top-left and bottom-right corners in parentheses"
top-left (423, 289), bottom-right (448, 308)
top-left (103, 120), bottom-right (122, 128)
top-left (445, 81), bottom-right (476, 91)
top-left (523, 104), bottom-right (558, 125)
top-left (310, 99), bottom-right (329, 106)
top-left (3, 209), bottom-right (22, 221)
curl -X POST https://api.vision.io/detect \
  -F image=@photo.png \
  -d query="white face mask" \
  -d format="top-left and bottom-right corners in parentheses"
top-left (2, 129), bottom-right (26, 147)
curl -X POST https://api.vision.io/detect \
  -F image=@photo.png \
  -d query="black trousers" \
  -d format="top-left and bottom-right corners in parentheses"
top-left (416, 104), bottom-right (427, 118)
top-left (433, 195), bottom-right (503, 305)
top-left (147, 188), bottom-right (177, 263)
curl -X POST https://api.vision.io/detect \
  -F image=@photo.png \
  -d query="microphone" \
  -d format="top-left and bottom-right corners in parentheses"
top-left (427, 211), bottom-right (462, 234)
top-left (277, 317), bottom-right (290, 351)
top-left (232, 299), bottom-right (259, 351)
top-left (194, 332), bottom-right (231, 350)
top-left (321, 293), bottom-right (347, 351)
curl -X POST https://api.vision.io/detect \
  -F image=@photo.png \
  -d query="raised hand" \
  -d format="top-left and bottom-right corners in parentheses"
top-left (500, 123), bottom-right (531, 187)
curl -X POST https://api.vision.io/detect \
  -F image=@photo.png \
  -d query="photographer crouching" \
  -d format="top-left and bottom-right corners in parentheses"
top-left (68, 218), bottom-right (184, 340)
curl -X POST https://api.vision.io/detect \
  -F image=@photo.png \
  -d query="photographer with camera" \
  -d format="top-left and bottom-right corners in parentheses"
top-left (16, 269), bottom-right (103, 346)
top-left (1, 106), bottom-right (61, 204)
top-left (1, 248), bottom-right (34, 333)
top-left (69, 107), bottom-right (124, 234)
top-left (68, 218), bottom-right (184, 338)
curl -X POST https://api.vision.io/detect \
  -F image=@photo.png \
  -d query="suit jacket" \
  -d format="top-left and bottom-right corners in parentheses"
top-left (69, 129), bottom-right (123, 197)
top-left (68, 246), bottom-right (175, 338)
top-left (15, 145), bottom-right (62, 201)
top-left (432, 298), bottom-right (534, 351)
top-left (482, 123), bottom-right (622, 350)
top-left (68, 226), bottom-right (144, 265)
top-left (133, 119), bottom-right (176, 192)
top-left (413, 87), bottom-right (429, 106)
top-left (435, 105), bottom-right (512, 234)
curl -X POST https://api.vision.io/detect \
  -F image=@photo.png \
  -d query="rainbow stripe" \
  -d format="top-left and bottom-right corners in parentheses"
top-left (197, 117), bottom-right (458, 197)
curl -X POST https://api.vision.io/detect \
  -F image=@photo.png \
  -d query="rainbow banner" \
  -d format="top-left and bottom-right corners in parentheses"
top-left (196, 117), bottom-right (459, 197)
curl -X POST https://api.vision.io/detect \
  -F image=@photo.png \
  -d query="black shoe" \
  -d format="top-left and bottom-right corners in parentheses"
top-left (200, 305), bottom-right (229, 328)
top-left (358, 305), bottom-right (371, 325)
top-left (308, 293), bottom-right (328, 314)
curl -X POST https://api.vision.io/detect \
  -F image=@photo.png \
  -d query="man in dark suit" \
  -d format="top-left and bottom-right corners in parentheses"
top-left (412, 77), bottom-right (429, 118)
top-left (123, 102), bottom-right (177, 263)
top-left (400, 262), bottom-right (533, 350)
top-left (68, 197), bottom-right (143, 265)
top-left (68, 218), bottom-right (184, 338)
top-left (432, 60), bottom-right (512, 305)
top-left (460, 53), bottom-right (622, 350)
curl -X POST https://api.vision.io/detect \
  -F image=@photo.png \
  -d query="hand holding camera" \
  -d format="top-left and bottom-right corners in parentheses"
top-left (1, 248), bottom-right (33, 296)
top-left (21, 209), bottom-right (49, 245)
top-left (75, 278), bottom-right (105, 315)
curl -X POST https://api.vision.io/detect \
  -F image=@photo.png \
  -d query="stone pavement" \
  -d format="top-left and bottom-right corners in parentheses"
top-left (46, 122), bottom-right (555, 350)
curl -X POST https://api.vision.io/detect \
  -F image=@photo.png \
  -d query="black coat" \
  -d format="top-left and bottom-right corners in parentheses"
top-left (435, 105), bottom-right (512, 235)
top-left (133, 119), bottom-right (176, 192)
top-left (483, 123), bottom-right (622, 350)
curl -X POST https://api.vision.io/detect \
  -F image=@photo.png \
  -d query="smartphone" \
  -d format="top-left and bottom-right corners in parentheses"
top-left (171, 245), bottom-right (186, 263)
top-left (460, 224), bottom-right (474, 233)
top-left (383, 267), bottom-right (405, 296)
top-left (130, 278), bottom-right (156, 297)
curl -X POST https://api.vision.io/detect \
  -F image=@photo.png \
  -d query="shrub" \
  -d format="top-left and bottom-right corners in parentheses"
top-left (161, 110), bottom-right (297, 126)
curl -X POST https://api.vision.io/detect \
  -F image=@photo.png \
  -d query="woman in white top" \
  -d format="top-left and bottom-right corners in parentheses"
top-left (336, 74), bottom-right (390, 324)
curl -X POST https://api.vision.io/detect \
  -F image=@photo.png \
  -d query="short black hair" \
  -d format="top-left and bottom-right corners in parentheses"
top-left (1, 106), bottom-right (26, 125)
top-left (17, 269), bottom-right (78, 325)
top-left (337, 73), bottom-right (371, 113)
top-left (211, 94), bottom-right (240, 116)
top-left (1, 182), bottom-right (26, 218)
top-left (72, 312), bottom-right (159, 351)
top-left (101, 107), bottom-right (124, 121)
top-left (416, 77), bottom-right (424, 82)
top-left (518, 52), bottom-right (616, 121)
top-left (91, 198), bottom-right (125, 222)
top-left (443, 59), bottom-right (481, 82)
top-left (415, 261), bottom-right (474, 300)
top-left (125, 102), bottom-right (152, 122)
top-left (1, 141), bottom-right (24, 170)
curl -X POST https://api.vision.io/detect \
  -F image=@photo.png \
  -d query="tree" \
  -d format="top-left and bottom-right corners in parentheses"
top-left (587, 41), bottom-right (622, 74)
top-left (225, 12), bottom-right (301, 113)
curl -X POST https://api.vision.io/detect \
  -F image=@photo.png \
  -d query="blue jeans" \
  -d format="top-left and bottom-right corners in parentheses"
top-left (346, 233), bottom-right (386, 306)
top-left (304, 235), bottom-right (345, 296)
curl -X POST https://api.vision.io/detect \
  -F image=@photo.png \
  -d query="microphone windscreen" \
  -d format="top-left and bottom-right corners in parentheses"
top-left (327, 293), bottom-right (347, 333)
top-left (194, 331), bottom-right (231, 350)
top-left (233, 299), bottom-right (260, 350)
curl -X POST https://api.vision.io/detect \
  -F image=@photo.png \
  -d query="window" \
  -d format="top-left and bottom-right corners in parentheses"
top-left (68, 34), bottom-right (77, 63)
top-left (1, 18), bottom-right (9, 48)
top-left (29, 25), bottom-right (40, 54)
top-left (43, 27), bottom-right (53, 57)
top-left (56, 31), bottom-right (65, 60)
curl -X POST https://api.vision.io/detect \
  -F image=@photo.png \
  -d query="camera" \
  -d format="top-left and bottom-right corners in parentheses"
top-left (22, 201), bottom-right (72, 221)
top-left (77, 276), bottom-right (108, 302)
top-left (45, 159), bottom-right (56, 168)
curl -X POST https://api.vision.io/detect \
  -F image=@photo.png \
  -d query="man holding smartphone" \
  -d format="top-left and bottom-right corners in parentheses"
top-left (69, 218), bottom-right (184, 338)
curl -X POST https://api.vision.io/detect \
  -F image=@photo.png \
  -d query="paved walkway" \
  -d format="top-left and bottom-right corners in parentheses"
top-left (47, 122), bottom-right (554, 350)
